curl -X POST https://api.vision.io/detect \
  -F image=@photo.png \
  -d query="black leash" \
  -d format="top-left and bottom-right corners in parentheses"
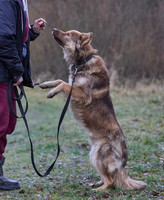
top-left (7, 54), bottom-right (93, 177)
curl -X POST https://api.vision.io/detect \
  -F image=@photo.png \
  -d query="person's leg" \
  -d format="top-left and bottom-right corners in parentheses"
top-left (0, 83), bottom-right (11, 159)
top-left (0, 82), bottom-right (20, 190)
top-left (0, 135), bottom-right (7, 161)
top-left (6, 85), bottom-right (17, 137)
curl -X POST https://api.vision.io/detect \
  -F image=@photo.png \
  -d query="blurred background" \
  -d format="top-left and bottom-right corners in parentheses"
top-left (28, 0), bottom-right (164, 86)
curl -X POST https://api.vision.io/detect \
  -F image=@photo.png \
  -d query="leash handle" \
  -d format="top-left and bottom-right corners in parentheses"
top-left (8, 80), bottom-right (28, 118)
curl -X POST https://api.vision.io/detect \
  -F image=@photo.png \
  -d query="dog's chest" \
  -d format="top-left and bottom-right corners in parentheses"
top-left (69, 74), bottom-right (89, 86)
top-left (76, 76), bottom-right (88, 85)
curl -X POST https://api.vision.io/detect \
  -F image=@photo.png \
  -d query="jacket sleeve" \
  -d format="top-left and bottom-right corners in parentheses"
top-left (0, 0), bottom-right (24, 83)
top-left (29, 24), bottom-right (40, 41)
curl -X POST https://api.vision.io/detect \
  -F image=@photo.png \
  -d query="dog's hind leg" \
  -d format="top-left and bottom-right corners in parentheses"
top-left (93, 175), bottom-right (113, 191)
top-left (89, 143), bottom-right (114, 191)
top-left (92, 161), bottom-right (114, 191)
top-left (39, 80), bottom-right (64, 89)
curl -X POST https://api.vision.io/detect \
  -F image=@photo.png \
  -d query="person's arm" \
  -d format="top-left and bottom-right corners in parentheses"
top-left (29, 24), bottom-right (40, 41)
top-left (29, 18), bottom-right (47, 41)
top-left (0, 0), bottom-right (24, 84)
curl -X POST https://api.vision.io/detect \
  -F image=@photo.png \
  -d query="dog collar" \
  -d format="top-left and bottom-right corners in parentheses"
top-left (71, 54), bottom-right (94, 72)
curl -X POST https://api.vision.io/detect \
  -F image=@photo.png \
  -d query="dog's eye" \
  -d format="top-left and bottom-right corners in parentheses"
top-left (66, 33), bottom-right (70, 36)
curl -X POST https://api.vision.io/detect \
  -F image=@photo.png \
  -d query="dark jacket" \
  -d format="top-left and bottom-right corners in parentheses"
top-left (0, 0), bottom-right (39, 87)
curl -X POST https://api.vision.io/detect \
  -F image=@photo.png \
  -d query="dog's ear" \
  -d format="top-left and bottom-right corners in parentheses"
top-left (80, 32), bottom-right (93, 47)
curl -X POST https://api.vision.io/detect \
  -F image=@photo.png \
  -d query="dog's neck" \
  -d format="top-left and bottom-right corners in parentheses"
top-left (71, 54), bottom-right (94, 72)
top-left (63, 44), bottom-right (97, 66)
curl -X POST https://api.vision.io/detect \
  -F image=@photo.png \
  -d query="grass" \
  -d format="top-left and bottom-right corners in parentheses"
top-left (0, 85), bottom-right (163, 200)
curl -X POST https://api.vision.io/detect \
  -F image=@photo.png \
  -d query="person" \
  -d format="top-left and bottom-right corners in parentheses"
top-left (0, 0), bottom-right (46, 190)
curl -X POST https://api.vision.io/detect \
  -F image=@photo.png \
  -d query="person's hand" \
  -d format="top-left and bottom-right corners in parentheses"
top-left (33, 18), bottom-right (47, 34)
top-left (13, 76), bottom-right (23, 87)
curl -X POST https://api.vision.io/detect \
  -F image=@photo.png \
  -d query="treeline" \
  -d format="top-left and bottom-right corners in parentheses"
top-left (28, 0), bottom-right (164, 85)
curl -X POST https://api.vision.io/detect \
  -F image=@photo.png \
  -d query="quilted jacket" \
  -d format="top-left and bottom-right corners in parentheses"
top-left (0, 0), bottom-right (39, 87)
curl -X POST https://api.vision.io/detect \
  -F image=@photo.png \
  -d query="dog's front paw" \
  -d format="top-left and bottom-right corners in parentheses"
top-left (47, 90), bottom-right (58, 98)
top-left (39, 82), bottom-right (50, 89)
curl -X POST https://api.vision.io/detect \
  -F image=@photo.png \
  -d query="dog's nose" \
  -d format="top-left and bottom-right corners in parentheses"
top-left (53, 28), bottom-right (58, 32)
top-left (52, 28), bottom-right (58, 37)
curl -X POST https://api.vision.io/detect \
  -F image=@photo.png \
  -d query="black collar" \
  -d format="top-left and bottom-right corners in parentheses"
top-left (71, 54), bottom-right (94, 72)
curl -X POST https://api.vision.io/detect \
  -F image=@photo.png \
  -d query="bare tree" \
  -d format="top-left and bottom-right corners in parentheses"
top-left (28, 0), bottom-right (164, 84)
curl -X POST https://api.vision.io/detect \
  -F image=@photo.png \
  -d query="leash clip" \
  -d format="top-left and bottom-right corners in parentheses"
top-left (72, 65), bottom-right (78, 84)
top-left (74, 65), bottom-right (78, 75)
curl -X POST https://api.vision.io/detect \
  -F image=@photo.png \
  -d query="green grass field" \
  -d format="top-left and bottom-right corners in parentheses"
top-left (0, 85), bottom-right (163, 200)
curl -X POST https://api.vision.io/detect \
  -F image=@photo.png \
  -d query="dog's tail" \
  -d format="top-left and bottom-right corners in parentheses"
top-left (114, 168), bottom-right (147, 190)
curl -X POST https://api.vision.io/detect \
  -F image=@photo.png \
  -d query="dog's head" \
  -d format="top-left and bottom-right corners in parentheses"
top-left (52, 28), bottom-right (97, 64)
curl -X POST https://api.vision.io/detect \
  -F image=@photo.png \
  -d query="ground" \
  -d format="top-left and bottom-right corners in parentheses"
top-left (0, 84), bottom-right (163, 200)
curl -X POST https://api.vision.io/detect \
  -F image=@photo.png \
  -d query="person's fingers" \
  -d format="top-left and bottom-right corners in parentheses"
top-left (38, 21), bottom-right (46, 29)
top-left (13, 77), bottom-right (23, 86)
top-left (33, 18), bottom-right (47, 33)
top-left (35, 18), bottom-right (47, 24)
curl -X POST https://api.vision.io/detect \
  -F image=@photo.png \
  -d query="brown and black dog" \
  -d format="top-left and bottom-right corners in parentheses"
top-left (39, 28), bottom-right (147, 191)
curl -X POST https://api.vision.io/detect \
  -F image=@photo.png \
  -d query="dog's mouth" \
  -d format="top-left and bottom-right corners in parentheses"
top-left (54, 37), bottom-right (64, 46)
top-left (52, 28), bottom-right (65, 47)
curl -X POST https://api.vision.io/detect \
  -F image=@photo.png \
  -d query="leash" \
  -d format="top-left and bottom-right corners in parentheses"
top-left (7, 54), bottom-right (93, 177)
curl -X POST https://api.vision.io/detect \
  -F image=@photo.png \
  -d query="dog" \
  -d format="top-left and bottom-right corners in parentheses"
top-left (39, 28), bottom-right (147, 191)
